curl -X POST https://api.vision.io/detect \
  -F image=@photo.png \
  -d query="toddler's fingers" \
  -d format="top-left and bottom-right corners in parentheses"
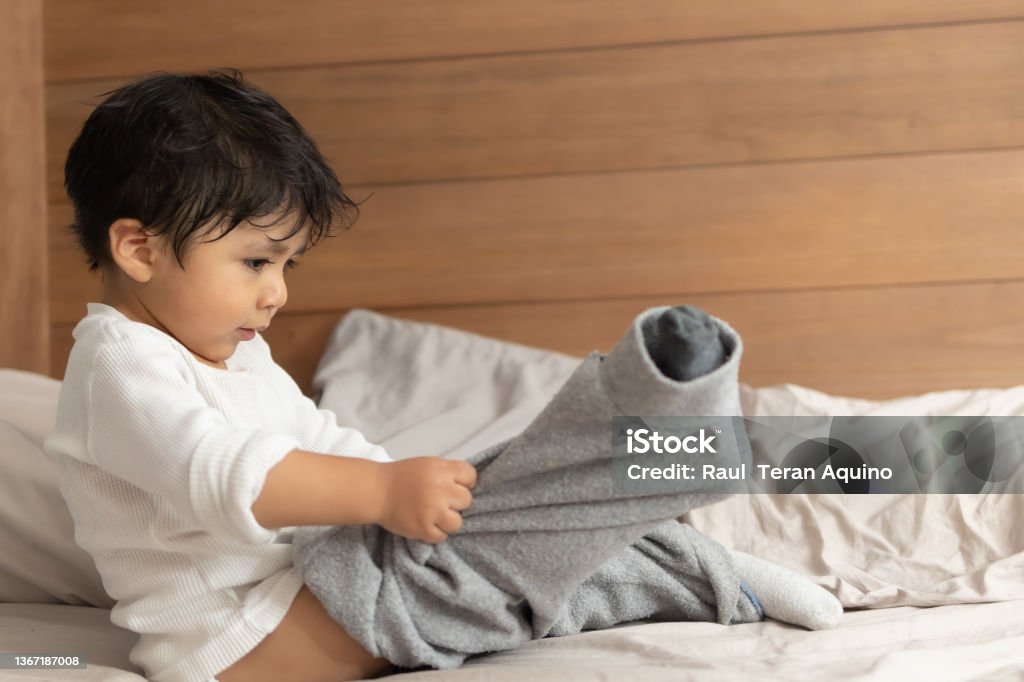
top-left (452, 461), bottom-right (478, 489)
top-left (423, 525), bottom-right (448, 544)
top-left (437, 509), bottom-right (464, 535)
top-left (449, 485), bottom-right (473, 511)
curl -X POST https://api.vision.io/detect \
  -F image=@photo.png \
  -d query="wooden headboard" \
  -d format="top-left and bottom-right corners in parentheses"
top-left (6, 1), bottom-right (1024, 399)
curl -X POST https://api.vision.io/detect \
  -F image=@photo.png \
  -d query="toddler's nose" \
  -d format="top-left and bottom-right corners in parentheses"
top-left (260, 276), bottom-right (287, 311)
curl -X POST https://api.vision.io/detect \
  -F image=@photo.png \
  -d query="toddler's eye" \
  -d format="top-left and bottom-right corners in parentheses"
top-left (244, 258), bottom-right (270, 271)
top-left (244, 258), bottom-right (300, 273)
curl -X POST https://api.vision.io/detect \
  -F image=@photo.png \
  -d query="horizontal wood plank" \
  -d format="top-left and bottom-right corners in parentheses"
top-left (48, 149), bottom-right (1024, 324)
top-left (49, 279), bottom-right (1024, 400)
top-left (387, 281), bottom-right (1024, 399)
top-left (45, 20), bottom-right (1024, 194)
top-left (43, 0), bottom-right (1024, 83)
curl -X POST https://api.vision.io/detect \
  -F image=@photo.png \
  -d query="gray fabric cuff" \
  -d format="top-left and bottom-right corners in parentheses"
top-left (599, 306), bottom-right (744, 417)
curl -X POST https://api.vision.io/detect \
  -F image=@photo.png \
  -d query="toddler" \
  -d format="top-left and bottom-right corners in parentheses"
top-left (44, 68), bottom-right (840, 682)
top-left (44, 69), bottom-right (470, 682)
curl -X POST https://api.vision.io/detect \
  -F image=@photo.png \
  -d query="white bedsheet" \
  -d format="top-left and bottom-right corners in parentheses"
top-left (3, 599), bottom-right (1023, 681)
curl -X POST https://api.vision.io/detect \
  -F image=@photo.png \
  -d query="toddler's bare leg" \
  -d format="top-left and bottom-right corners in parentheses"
top-left (217, 584), bottom-right (392, 682)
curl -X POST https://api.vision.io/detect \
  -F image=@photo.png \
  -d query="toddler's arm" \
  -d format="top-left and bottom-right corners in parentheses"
top-left (252, 450), bottom-right (477, 543)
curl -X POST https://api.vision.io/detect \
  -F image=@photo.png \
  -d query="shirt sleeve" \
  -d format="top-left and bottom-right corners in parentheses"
top-left (253, 335), bottom-right (393, 463)
top-left (84, 334), bottom-right (300, 545)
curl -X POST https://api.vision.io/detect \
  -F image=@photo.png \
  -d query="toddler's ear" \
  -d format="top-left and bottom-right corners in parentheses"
top-left (108, 218), bottom-right (159, 283)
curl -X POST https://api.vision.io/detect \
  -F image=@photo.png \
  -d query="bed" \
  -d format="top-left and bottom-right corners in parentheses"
top-left (4, 1), bottom-right (1024, 680)
top-left (3, 311), bottom-right (1024, 681)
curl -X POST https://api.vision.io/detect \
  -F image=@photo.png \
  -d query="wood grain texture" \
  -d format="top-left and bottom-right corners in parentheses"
top-left (36, 3), bottom-right (1024, 404)
top-left (386, 281), bottom-right (1024, 399)
top-left (51, 279), bottom-right (1024, 400)
top-left (47, 149), bottom-right (1024, 324)
top-left (45, 19), bottom-right (1024, 195)
top-left (43, 0), bottom-right (1024, 82)
top-left (0, 0), bottom-right (48, 373)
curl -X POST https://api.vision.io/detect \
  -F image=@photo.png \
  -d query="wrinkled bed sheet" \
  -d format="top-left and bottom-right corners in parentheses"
top-left (2, 599), bottom-right (1023, 681)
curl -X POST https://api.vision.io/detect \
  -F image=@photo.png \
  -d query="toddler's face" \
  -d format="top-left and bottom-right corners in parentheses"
top-left (109, 216), bottom-right (310, 369)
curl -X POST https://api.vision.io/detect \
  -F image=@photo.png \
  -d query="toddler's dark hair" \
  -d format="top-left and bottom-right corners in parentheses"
top-left (64, 68), bottom-right (358, 273)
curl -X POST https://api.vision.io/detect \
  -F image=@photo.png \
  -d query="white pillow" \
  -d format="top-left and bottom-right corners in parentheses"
top-left (315, 310), bottom-right (1024, 610)
top-left (0, 369), bottom-right (112, 606)
top-left (313, 308), bottom-right (582, 461)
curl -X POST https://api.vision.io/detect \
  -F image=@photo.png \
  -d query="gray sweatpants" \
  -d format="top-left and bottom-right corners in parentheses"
top-left (291, 306), bottom-right (762, 670)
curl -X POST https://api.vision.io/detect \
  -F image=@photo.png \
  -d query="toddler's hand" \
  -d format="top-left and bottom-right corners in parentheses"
top-left (376, 457), bottom-right (477, 543)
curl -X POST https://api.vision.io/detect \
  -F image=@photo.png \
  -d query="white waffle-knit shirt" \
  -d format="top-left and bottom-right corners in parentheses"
top-left (43, 303), bottom-right (392, 682)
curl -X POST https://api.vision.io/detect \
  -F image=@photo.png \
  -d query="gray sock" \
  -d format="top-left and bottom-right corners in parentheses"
top-left (641, 305), bottom-right (727, 381)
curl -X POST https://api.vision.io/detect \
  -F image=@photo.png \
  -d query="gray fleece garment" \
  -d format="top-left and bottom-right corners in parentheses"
top-left (291, 305), bottom-right (761, 670)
